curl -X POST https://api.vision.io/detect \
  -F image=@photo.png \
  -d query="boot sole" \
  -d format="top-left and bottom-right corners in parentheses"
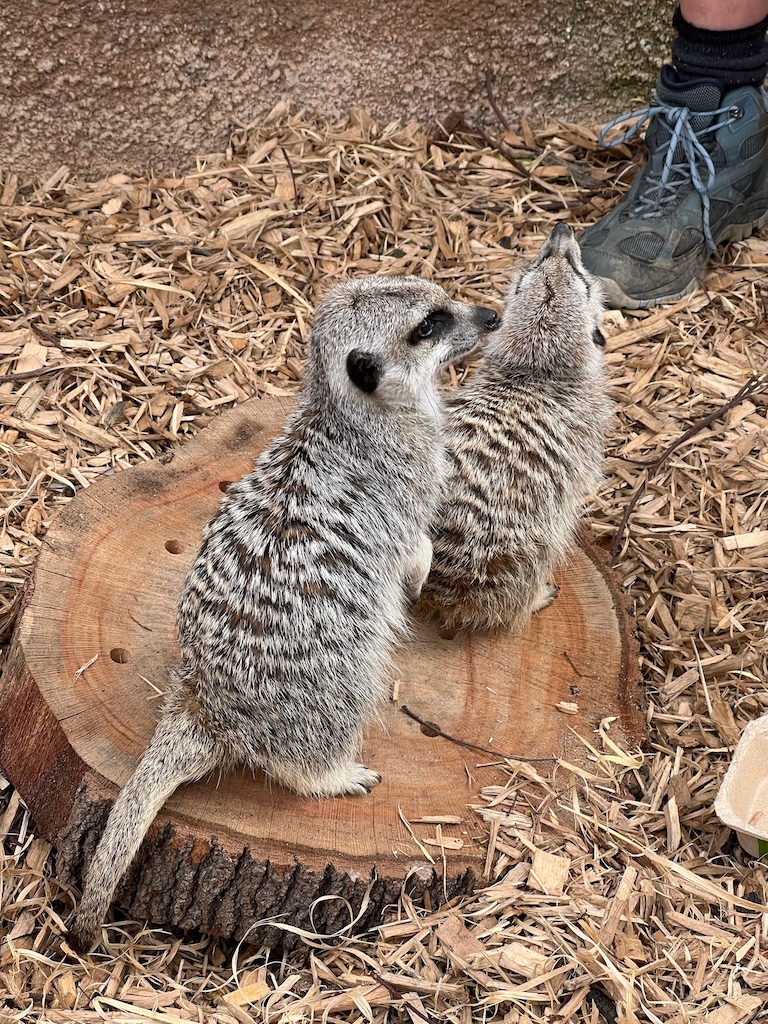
top-left (595, 210), bottom-right (768, 311)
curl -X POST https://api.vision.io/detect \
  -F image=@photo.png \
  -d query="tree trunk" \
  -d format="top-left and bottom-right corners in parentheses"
top-left (0, 396), bottom-right (643, 945)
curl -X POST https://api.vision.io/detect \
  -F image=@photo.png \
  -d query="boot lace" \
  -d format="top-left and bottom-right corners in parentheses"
top-left (598, 97), bottom-right (742, 253)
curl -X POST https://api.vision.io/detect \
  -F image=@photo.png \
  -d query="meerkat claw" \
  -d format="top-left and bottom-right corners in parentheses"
top-left (356, 767), bottom-right (382, 792)
top-left (305, 762), bottom-right (383, 797)
top-left (343, 774), bottom-right (381, 795)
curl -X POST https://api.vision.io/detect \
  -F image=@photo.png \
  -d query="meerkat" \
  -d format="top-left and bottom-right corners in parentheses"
top-left (417, 222), bottom-right (610, 635)
top-left (67, 275), bottom-right (498, 953)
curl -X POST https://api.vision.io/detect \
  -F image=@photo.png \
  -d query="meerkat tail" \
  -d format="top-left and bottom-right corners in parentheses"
top-left (66, 712), bottom-right (219, 955)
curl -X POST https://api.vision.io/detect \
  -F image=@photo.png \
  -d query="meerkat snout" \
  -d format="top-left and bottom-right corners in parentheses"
top-left (475, 307), bottom-right (498, 331)
top-left (540, 219), bottom-right (576, 252)
top-left (493, 222), bottom-right (605, 375)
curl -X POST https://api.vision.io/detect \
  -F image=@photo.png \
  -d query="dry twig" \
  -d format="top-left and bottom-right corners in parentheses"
top-left (401, 705), bottom-right (555, 762)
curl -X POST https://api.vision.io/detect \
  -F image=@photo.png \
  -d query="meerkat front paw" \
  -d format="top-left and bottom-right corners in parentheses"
top-left (406, 532), bottom-right (433, 603)
top-left (533, 582), bottom-right (560, 613)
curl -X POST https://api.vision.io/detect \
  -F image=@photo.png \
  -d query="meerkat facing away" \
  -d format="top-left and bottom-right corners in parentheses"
top-left (67, 275), bottom-right (497, 953)
top-left (418, 222), bottom-right (610, 634)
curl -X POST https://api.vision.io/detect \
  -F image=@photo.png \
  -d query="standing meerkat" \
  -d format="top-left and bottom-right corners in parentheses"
top-left (418, 222), bottom-right (610, 634)
top-left (67, 275), bottom-right (497, 953)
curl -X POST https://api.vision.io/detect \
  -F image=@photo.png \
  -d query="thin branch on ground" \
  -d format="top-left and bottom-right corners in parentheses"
top-left (484, 68), bottom-right (510, 132)
top-left (401, 705), bottom-right (555, 762)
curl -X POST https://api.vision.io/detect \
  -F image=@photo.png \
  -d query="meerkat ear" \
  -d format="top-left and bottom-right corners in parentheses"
top-left (346, 349), bottom-right (382, 393)
top-left (592, 327), bottom-right (606, 348)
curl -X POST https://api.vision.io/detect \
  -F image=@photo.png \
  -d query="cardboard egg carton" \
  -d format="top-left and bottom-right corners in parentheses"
top-left (714, 715), bottom-right (768, 859)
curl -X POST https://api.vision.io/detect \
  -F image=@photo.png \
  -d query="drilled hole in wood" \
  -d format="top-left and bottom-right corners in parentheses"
top-left (165, 539), bottom-right (184, 554)
top-left (110, 648), bottom-right (130, 664)
top-left (419, 722), bottom-right (440, 738)
top-left (219, 481), bottom-right (232, 493)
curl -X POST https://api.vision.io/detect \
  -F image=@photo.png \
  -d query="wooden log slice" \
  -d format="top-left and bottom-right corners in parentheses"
top-left (0, 397), bottom-right (643, 945)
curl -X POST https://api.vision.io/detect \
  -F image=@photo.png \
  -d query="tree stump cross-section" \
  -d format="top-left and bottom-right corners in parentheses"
top-left (0, 396), bottom-right (644, 945)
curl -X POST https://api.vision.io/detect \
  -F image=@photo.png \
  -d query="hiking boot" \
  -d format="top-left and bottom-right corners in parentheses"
top-left (579, 65), bottom-right (768, 309)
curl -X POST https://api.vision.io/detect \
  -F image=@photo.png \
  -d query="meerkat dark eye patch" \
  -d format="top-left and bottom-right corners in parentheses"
top-left (593, 327), bottom-right (606, 348)
top-left (409, 310), bottom-right (454, 345)
top-left (346, 349), bottom-right (382, 393)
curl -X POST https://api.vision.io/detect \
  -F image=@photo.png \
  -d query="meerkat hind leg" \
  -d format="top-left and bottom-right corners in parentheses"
top-left (406, 532), bottom-right (433, 603)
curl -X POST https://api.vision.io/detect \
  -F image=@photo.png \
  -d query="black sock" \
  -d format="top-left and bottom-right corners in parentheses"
top-left (671, 6), bottom-right (768, 89)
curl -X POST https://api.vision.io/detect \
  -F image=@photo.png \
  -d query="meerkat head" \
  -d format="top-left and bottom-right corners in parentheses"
top-left (490, 222), bottom-right (605, 375)
top-left (305, 275), bottom-right (497, 417)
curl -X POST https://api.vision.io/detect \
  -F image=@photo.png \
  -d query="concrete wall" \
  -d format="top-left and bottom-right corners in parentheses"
top-left (1, 0), bottom-right (671, 178)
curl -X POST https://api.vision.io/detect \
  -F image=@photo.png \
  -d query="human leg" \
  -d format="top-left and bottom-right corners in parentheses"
top-left (679, 1), bottom-right (768, 33)
top-left (579, 4), bottom-right (768, 309)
